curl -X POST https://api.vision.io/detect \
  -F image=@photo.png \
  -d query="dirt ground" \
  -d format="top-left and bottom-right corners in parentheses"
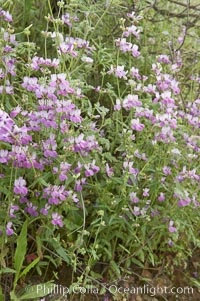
top-left (43, 254), bottom-right (200, 301)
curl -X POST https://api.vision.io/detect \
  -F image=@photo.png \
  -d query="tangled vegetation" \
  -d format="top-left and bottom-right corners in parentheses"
top-left (0, 0), bottom-right (200, 300)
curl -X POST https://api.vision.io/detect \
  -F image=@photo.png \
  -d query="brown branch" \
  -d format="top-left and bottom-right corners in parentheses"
top-left (151, 4), bottom-right (198, 18)
top-left (168, 0), bottom-right (200, 11)
top-left (147, 0), bottom-right (199, 19)
top-left (183, 15), bottom-right (200, 28)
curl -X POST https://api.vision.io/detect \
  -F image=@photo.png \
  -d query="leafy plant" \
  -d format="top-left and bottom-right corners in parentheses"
top-left (0, 1), bottom-right (199, 300)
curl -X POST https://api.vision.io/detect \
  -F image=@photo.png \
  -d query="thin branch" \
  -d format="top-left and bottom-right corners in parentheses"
top-left (168, 0), bottom-right (200, 11)
top-left (151, 4), bottom-right (198, 18)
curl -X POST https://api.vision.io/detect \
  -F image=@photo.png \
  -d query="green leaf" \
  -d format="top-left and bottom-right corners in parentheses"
top-left (36, 235), bottom-right (43, 259)
top-left (100, 287), bottom-right (106, 295)
top-left (29, 173), bottom-right (51, 188)
top-left (131, 257), bottom-right (144, 268)
top-left (0, 285), bottom-right (3, 301)
top-left (99, 137), bottom-right (110, 150)
top-left (50, 239), bottom-right (70, 264)
top-left (64, 219), bottom-right (80, 231)
top-left (148, 252), bottom-right (155, 266)
top-left (25, 0), bottom-right (33, 15)
top-left (13, 220), bottom-right (28, 289)
top-left (37, 177), bottom-right (49, 187)
top-left (19, 257), bottom-right (40, 279)
top-left (137, 249), bottom-right (145, 263)
top-left (90, 271), bottom-right (103, 280)
top-left (103, 152), bottom-right (117, 162)
top-left (118, 244), bottom-right (130, 254)
top-left (189, 278), bottom-right (200, 289)
top-left (174, 182), bottom-right (185, 198)
top-left (18, 282), bottom-right (54, 300)
top-left (10, 291), bottom-right (19, 301)
top-left (0, 186), bottom-right (10, 195)
top-left (0, 268), bottom-right (16, 274)
top-left (110, 260), bottom-right (121, 278)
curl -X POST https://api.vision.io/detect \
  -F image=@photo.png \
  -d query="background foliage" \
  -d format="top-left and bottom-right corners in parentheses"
top-left (0, 0), bottom-right (200, 300)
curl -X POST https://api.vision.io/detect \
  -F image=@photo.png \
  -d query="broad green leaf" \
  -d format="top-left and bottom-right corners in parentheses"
top-left (0, 186), bottom-right (10, 195)
top-left (10, 291), bottom-right (19, 301)
top-left (18, 281), bottom-right (54, 300)
top-left (189, 278), bottom-right (200, 289)
top-left (174, 182), bottom-right (185, 198)
top-left (25, 0), bottom-right (33, 14)
top-left (50, 239), bottom-right (70, 264)
top-left (29, 173), bottom-right (51, 188)
top-left (137, 249), bottom-right (145, 263)
top-left (13, 220), bottom-right (28, 289)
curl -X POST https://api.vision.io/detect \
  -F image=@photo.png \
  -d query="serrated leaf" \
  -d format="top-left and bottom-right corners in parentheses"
top-left (19, 257), bottom-right (40, 279)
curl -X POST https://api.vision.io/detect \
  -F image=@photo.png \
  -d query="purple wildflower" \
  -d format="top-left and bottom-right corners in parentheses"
top-left (0, 9), bottom-right (13, 22)
top-left (132, 44), bottom-right (140, 57)
top-left (6, 222), bottom-right (14, 236)
top-left (130, 192), bottom-right (139, 203)
top-left (158, 192), bottom-right (165, 202)
top-left (114, 99), bottom-right (121, 111)
top-left (123, 25), bottom-right (140, 39)
top-left (25, 202), bottom-right (38, 216)
top-left (14, 177), bottom-right (28, 196)
top-left (106, 163), bottom-right (114, 177)
top-left (133, 206), bottom-right (140, 216)
top-left (52, 213), bottom-right (63, 227)
top-left (143, 188), bottom-right (149, 197)
top-left (168, 220), bottom-right (177, 233)
top-left (108, 65), bottom-right (128, 79)
top-left (168, 239), bottom-right (174, 247)
top-left (130, 67), bottom-right (141, 80)
top-left (157, 55), bottom-right (170, 64)
top-left (40, 204), bottom-right (51, 216)
top-left (0, 150), bottom-right (9, 163)
top-left (131, 119), bottom-right (145, 131)
top-left (115, 38), bottom-right (133, 52)
top-left (177, 198), bottom-right (191, 207)
top-left (43, 185), bottom-right (68, 204)
top-left (163, 166), bottom-right (172, 175)
top-left (10, 106), bottom-right (21, 118)
top-left (9, 204), bottom-right (19, 218)
top-left (122, 94), bottom-right (142, 110)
